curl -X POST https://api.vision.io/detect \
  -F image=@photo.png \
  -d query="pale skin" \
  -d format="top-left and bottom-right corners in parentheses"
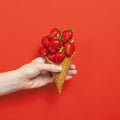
top-left (0, 57), bottom-right (77, 96)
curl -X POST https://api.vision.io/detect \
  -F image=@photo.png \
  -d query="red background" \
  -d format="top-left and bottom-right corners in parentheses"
top-left (0, 0), bottom-right (120, 120)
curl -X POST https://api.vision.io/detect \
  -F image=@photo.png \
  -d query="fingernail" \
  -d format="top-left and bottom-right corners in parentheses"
top-left (71, 64), bottom-right (76, 69)
top-left (56, 66), bottom-right (62, 72)
top-left (66, 76), bottom-right (72, 80)
top-left (73, 70), bottom-right (77, 74)
top-left (73, 65), bottom-right (76, 69)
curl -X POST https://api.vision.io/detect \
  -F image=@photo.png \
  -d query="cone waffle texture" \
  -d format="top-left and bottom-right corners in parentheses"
top-left (46, 54), bottom-right (74, 94)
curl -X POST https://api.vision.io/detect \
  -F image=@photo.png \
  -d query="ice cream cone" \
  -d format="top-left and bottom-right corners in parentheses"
top-left (46, 54), bottom-right (74, 94)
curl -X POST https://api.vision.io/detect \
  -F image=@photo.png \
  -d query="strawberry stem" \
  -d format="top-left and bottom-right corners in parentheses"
top-left (59, 46), bottom-right (65, 52)
top-left (59, 28), bottom-right (63, 32)
top-left (68, 39), bottom-right (75, 43)
top-left (56, 35), bottom-right (63, 41)
top-left (68, 27), bottom-right (73, 31)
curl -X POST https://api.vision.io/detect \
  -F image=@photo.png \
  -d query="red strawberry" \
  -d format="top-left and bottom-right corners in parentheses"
top-left (55, 51), bottom-right (66, 63)
top-left (41, 36), bottom-right (49, 47)
top-left (47, 53), bottom-right (56, 62)
top-left (62, 29), bottom-right (73, 42)
top-left (64, 42), bottom-right (75, 56)
top-left (39, 47), bottom-right (48, 57)
top-left (49, 28), bottom-right (61, 38)
top-left (48, 46), bottom-right (57, 54)
top-left (49, 37), bottom-right (63, 50)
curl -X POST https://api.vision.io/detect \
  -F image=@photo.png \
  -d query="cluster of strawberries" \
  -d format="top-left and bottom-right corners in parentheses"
top-left (39, 28), bottom-right (75, 63)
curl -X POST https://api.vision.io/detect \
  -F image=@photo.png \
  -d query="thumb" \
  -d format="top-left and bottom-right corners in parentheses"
top-left (36, 63), bottom-right (62, 73)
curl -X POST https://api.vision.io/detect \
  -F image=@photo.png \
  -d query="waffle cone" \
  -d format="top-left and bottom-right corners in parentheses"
top-left (46, 54), bottom-right (74, 94)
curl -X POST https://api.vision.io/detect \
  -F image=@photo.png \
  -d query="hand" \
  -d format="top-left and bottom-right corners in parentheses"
top-left (0, 57), bottom-right (77, 96)
top-left (18, 57), bottom-right (77, 89)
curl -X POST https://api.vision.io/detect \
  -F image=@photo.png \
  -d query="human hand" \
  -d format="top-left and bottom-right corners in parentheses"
top-left (0, 57), bottom-right (77, 96)
top-left (18, 57), bottom-right (77, 89)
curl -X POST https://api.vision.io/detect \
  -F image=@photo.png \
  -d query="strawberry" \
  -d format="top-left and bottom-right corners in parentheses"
top-left (41, 36), bottom-right (49, 47)
top-left (62, 28), bottom-right (73, 42)
top-left (64, 42), bottom-right (75, 56)
top-left (55, 51), bottom-right (66, 63)
top-left (49, 37), bottom-right (63, 50)
top-left (49, 28), bottom-right (61, 38)
top-left (47, 53), bottom-right (56, 62)
top-left (48, 46), bottom-right (57, 54)
top-left (39, 47), bottom-right (48, 57)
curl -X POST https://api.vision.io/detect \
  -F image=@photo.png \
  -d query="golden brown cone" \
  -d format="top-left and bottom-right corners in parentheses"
top-left (46, 54), bottom-right (74, 94)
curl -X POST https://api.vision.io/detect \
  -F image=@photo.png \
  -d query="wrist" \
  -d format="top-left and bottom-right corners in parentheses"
top-left (0, 69), bottom-right (24, 96)
top-left (13, 69), bottom-right (24, 90)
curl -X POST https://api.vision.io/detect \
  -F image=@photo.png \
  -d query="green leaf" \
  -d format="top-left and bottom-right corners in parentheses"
top-left (68, 39), bottom-right (75, 43)
top-left (68, 27), bottom-right (73, 31)
top-left (56, 35), bottom-right (63, 41)
top-left (59, 46), bottom-right (65, 52)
